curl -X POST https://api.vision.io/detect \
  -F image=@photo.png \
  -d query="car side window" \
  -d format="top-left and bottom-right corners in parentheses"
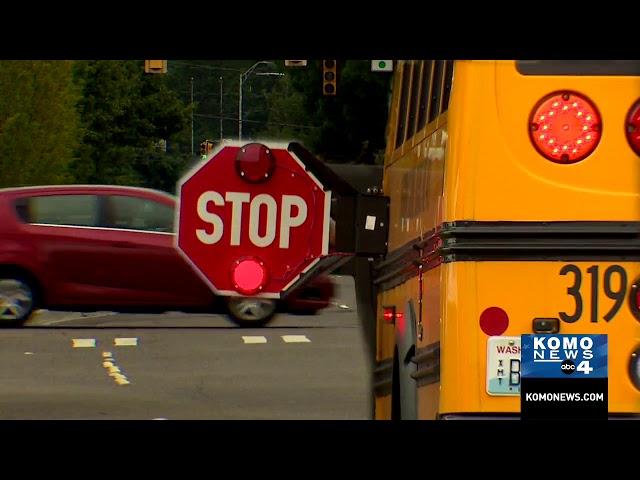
top-left (104, 195), bottom-right (174, 233)
top-left (15, 195), bottom-right (100, 227)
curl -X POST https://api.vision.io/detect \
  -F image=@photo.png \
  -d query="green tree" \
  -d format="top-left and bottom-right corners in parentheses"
top-left (260, 73), bottom-right (317, 144)
top-left (0, 60), bottom-right (80, 187)
top-left (163, 60), bottom-right (392, 165)
top-left (256, 60), bottom-right (391, 164)
top-left (72, 60), bottom-right (191, 192)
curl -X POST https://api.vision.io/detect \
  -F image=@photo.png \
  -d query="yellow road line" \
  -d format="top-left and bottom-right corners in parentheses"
top-left (101, 351), bottom-right (131, 386)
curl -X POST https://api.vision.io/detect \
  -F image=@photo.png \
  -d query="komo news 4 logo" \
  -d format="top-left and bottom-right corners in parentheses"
top-left (521, 334), bottom-right (608, 419)
top-left (522, 334), bottom-right (608, 379)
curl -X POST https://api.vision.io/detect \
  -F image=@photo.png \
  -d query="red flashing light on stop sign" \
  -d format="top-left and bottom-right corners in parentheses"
top-left (232, 257), bottom-right (267, 295)
top-left (235, 143), bottom-right (276, 183)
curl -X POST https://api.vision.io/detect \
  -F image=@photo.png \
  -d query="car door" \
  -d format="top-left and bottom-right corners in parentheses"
top-left (98, 194), bottom-right (215, 308)
top-left (16, 193), bottom-right (129, 306)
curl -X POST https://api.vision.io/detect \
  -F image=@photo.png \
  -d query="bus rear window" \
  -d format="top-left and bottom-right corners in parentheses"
top-left (516, 60), bottom-right (640, 76)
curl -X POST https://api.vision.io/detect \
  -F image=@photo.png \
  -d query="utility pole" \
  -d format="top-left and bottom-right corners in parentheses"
top-left (238, 73), bottom-right (243, 141)
top-left (190, 77), bottom-right (195, 157)
top-left (219, 76), bottom-right (223, 141)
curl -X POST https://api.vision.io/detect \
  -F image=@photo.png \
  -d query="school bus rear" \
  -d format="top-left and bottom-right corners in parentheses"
top-left (376, 60), bottom-right (640, 419)
top-left (440, 60), bottom-right (640, 418)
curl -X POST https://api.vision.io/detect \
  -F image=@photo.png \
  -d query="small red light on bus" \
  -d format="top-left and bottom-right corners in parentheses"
top-left (479, 306), bottom-right (509, 336)
top-left (625, 99), bottom-right (640, 156)
top-left (235, 143), bottom-right (276, 183)
top-left (529, 91), bottom-right (601, 164)
top-left (383, 306), bottom-right (395, 323)
top-left (231, 257), bottom-right (267, 295)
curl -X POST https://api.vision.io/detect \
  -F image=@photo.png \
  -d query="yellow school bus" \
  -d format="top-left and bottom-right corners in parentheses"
top-left (372, 60), bottom-right (640, 419)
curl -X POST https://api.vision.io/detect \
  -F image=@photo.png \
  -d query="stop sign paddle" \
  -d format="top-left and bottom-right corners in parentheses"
top-left (176, 142), bottom-right (331, 298)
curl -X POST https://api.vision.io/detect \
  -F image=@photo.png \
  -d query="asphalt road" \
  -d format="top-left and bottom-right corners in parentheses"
top-left (0, 276), bottom-right (371, 420)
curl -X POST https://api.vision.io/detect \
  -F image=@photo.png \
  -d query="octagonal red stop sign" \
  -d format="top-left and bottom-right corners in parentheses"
top-left (176, 142), bottom-right (331, 298)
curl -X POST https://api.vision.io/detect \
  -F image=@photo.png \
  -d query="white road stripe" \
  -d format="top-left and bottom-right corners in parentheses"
top-left (72, 338), bottom-right (96, 348)
top-left (282, 335), bottom-right (311, 343)
top-left (114, 337), bottom-right (138, 347)
top-left (242, 336), bottom-right (267, 344)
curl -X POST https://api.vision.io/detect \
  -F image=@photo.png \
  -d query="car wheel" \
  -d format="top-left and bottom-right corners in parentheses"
top-left (225, 297), bottom-right (277, 327)
top-left (0, 277), bottom-right (36, 327)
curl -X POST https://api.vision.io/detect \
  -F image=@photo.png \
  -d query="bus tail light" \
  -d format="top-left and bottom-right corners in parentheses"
top-left (626, 99), bottom-right (640, 156)
top-left (383, 306), bottom-right (395, 323)
top-left (235, 143), bottom-right (276, 183)
top-left (480, 307), bottom-right (509, 336)
top-left (529, 91), bottom-right (602, 164)
top-left (382, 306), bottom-right (403, 325)
top-left (630, 348), bottom-right (640, 391)
top-left (232, 257), bottom-right (267, 295)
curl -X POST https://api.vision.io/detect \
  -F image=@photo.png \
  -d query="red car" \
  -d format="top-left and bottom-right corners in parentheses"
top-left (0, 185), bottom-right (334, 327)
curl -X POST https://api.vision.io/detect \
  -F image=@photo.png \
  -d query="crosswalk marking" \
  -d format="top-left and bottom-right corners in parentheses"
top-left (114, 337), bottom-right (138, 347)
top-left (242, 336), bottom-right (268, 344)
top-left (72, 338), bottom-right (96, 348)
top-left (281, 335), bottom-right (311, 343)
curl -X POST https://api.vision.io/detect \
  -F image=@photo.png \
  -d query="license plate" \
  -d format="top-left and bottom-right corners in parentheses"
top-left (487, 336), bottom-right (521, 396)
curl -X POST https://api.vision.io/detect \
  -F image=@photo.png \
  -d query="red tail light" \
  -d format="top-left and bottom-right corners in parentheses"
top-left (235, 143), bottom-right (276, 183)
top-left (625, 99), bottom-right (640, 156)
top-left (232, 257), bottom-right (267, 295)
top-left (382, 306), bottom-right (403, 324)
top-left (529, 91), bottom-right (602, 164)
top-left (479, 306), bottom-right (509, 336)
top-left (383, 306), bottom-right (395, 323)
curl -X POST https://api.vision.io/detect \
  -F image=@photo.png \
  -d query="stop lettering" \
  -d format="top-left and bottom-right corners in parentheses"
top-left (196, 191), bottom-right (307, 248)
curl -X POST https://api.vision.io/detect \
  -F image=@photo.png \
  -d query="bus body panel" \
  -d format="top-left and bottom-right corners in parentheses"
top-left (445, 60), bottom-right (640, 222)
top-left (439, 260), bottom-right (640, 416)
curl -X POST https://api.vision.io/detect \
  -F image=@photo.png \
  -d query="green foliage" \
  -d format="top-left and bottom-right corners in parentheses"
top-left (163, 60), bottom-right (392, 165)
top-left (260, 74), bottom-right (316, 145)
top-left (71, 60), bottom-right (191, 192)
top-left (284, 60), bottom-right (390, 163)
top-left (0, 60), bottom-right (391, 194)
top-left (0, 61), bottom-right (80, 187)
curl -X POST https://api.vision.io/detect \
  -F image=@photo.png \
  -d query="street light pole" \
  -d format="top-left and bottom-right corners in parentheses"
top-left (219, 76), bottom-right (223, 142)
top-left (190, 76), bottom-right (194, 156)
top-left (239, 71), bottom-right (243, 141)
top-left (238, 61), bottom-right (283, 141)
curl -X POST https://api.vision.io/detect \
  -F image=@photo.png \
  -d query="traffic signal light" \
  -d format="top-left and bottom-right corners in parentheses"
top-left (144, 60), bottom-right (167, 74)
top-left (200, 140), bottom-right (215, 157)
top-left (371, 60), bottom-right (394, 72)
top-left (323, 60), bottom-right (337, 96)
top-left (285, 60), bottom-right (308, 67)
